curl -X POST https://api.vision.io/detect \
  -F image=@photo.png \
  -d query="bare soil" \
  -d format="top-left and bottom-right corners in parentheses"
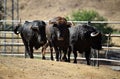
top-left (0, 56), bottom-right (120, 79)
top-left (6, 0), bottom-right (120, 21)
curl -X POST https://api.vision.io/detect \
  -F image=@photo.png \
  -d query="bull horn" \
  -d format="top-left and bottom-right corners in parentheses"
top-left (91, 32), bottom-right (99, 37)
top-left (71, 21), bottom-right (75, 26)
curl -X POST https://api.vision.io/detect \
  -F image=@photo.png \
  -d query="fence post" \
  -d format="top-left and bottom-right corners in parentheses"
top-left (105, 33), bottom-right (111, 58)
top-left (2, 0), bottom-right (7, 54)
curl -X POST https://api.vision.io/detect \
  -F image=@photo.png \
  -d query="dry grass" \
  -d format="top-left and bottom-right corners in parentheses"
top-left (17, 0), bottom-right (120, 21)
top-left (0, 56), bottom-right (120, 79)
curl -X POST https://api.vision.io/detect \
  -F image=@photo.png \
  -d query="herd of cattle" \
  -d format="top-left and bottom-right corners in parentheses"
top-left (14, 16), bottom-right (102, 65)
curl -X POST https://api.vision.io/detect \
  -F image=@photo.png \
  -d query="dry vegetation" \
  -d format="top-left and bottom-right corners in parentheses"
top-left (0, 56), bottom-right (120, 79)
top-left (19, 0), bottom-right (120, 21)
top-left (0, 1), bottom-right (120, 79)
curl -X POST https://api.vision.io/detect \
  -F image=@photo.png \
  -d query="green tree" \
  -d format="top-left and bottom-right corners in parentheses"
top-left (66, 10), bottom-right (114, 34)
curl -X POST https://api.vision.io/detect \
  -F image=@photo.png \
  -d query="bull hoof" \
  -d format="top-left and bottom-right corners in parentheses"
top-left (87, 63), bottom-right (90, 65)
top-left (74, 61), bottom-right (77, 64)
top-left (56, 59), bottom-right (59, 61)
top-left (62, 56), bottom-right (68, 62)
top-left (42, 56), bottom-right (46, 60)
top-left (63, 58), bottom-right (68, 62)
top-left (67, 59), bottom-right (70, 63)
top-left (51, 57), bottom-right (54, 61)
top-left (30, 56), bottom-right (34, 59)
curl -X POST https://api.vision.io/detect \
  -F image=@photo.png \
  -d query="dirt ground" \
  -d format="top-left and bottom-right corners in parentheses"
top-left (0, 56), bottom-right (120, 79)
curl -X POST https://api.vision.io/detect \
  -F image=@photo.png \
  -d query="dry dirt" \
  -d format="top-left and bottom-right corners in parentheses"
top-left (19, 0), bottom-right (120, 21)
top-left (6, 0), bottom-right (120, 21)
top-left (0, 56), bottom-right (120, 79)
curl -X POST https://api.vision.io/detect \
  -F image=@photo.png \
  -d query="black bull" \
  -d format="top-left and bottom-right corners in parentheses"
top-left (13, 19), bottom-right (102, 65)
top-left (45, 23), bottom-right (70, 61)
top-left (41, 16), bottom-right (71, 61)
top-left (14, 20), bottom-right (47, 59)
top-left (68, 24), bottom-right (102, 65)
top-left (41, 20), bottom-right (102, 64)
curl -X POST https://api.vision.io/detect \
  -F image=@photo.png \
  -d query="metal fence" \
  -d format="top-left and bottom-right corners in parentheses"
top-left (0, 20), bottom-right (120, 66)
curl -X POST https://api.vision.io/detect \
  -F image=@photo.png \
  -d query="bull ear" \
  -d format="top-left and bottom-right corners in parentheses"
top-left (41, 21), bottom-right (46, 26)
top-left (49, 20), bottom-right (57, 25)
top-left (49, 21), bottom-right (57, 27)
top-left (71, 22), bottom-right (75, 26)
top-left (66, 22), bottom-right (72, 28)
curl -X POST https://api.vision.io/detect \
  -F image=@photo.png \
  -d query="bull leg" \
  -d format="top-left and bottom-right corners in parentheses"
top-left (49, 41), bottom-right (54, 60)
top-left (56, 50), bottom-right (59, 61)
top-left (54, 47), bottom-right (59, 61)
top-left (71, 46), bottom-right (77, 63)
top-left (62, 49), bottom-right (68, 62)
top-left (24, 42), bottom-right (29, 58)
top-left (25, 46), bottom-right (29, 58)
top-left (41, 43), bottom-right (49, 60)
top-left (22, 38), bottom-right (29, 58)
top-left (73, 50), bottom-right (77, 63)
top-left (85, 49), bottom-right (91, 65)
top-left (29, 45), bottom-right (34, 59)
top-left (41, 48), bottom-right (46, 60)
top-left (59, 49), bottom-right (62, 61)
top-left (68, 46), bottom-right (71, 62)
top-left (50, 47), bottom-right (54, 60)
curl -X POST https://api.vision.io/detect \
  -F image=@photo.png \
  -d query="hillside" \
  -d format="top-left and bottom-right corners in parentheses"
top-left (19, 0), bottom-right (120, 21)
top-left (0, 56), bottom-right (120, 79)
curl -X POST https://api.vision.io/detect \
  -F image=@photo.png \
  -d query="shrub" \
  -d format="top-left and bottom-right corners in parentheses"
top-left (66, 10), bottom-right (114, 34)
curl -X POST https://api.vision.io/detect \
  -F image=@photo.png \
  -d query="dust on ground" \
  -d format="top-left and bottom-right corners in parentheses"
top-left (0, 56), bottom-right (120, 79)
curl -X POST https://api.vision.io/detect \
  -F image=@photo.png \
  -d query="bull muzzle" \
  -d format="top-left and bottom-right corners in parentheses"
top-left (90, 32), bottom-right (99, 37)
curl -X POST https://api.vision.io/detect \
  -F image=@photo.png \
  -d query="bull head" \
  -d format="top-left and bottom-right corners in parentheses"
top-left (31, 20), bottom-right (47, 45)
top-left (91, 31), bottom-right (102, 50)
top-left (49, 16), bottom-right (67, 26)
top-left (14, 19), bottom-right (22, 34)
top-left (49, 17), bottom-right (70, 41)
top-left (31, 20), bottom-right (46, 31)
top-left (66, 22), bottom-right (74, 28)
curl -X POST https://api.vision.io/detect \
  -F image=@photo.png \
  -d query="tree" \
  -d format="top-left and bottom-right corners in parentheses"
top-left (66, 10), bottom-right (114, 34)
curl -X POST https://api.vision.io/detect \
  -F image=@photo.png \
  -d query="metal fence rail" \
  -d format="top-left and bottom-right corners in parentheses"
top-left (0, 32), bottom-right (120, 54)
top-left (1, 31), bottom-right (120, 46)
top-left (0, 21), bottom-right (120, 66)
top-left (1, 20), bottom-right (120, 24)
